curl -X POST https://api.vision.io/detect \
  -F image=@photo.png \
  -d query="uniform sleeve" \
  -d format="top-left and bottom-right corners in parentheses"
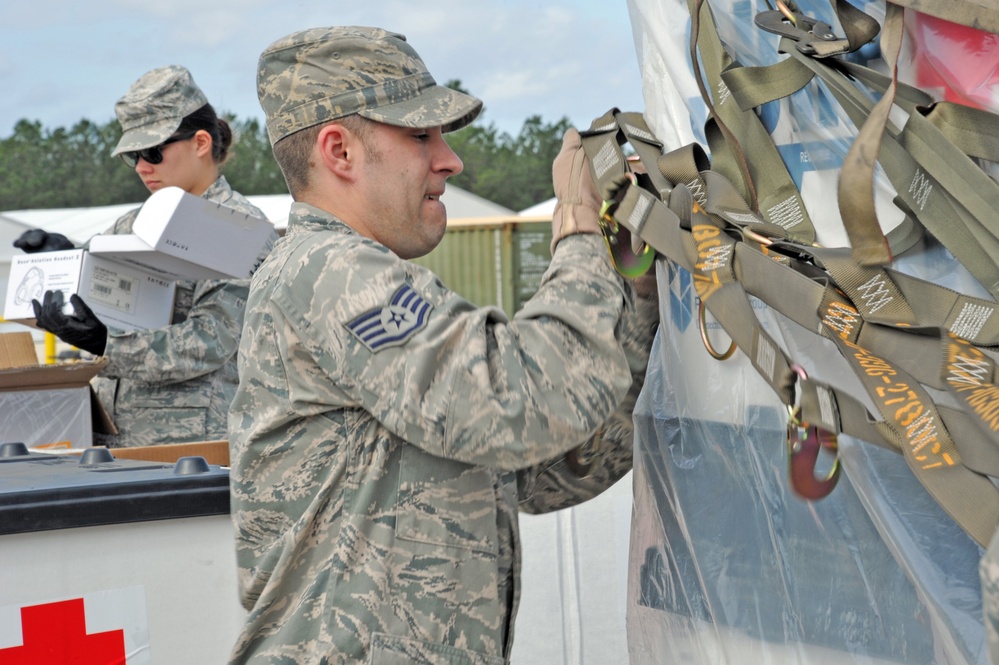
top-left (274, 233), bottom-right (635, 472)
top-left (516, 281), bottom-right (659, 512)
top-left (99, 277), bottom-right (247, 384)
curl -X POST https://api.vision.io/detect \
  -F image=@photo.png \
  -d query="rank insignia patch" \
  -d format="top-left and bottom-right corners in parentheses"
top-left (346, 284), bottom-right (432, 351)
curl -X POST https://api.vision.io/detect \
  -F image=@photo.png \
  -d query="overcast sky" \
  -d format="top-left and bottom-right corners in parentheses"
top-left (0, 0), bottom-right (646, 139)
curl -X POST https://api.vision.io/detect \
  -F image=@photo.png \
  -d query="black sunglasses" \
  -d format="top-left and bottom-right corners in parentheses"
top-left (119, 130), bottom-right (198, 168)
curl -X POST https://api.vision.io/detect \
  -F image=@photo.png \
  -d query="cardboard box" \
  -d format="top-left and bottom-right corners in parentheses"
top-left (106, 440), bottom-right (229, 466)
top-left (3, 249), bottom-right (176, 331)
top-left (88, 186), bottom-right (273, 281)
top-left (0, 332), bottom-right (37, 369)
top-left (0, 349), bottom-right (109, 450)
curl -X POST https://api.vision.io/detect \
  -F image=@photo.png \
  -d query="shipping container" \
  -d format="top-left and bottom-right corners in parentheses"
top-left (412, 215), bottom-right (552, 316)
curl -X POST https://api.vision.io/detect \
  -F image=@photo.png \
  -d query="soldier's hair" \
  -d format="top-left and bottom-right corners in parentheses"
top-left (176, 103), bottom-right (233, 165)
top-left (272, 114), bottom-right (376, 197)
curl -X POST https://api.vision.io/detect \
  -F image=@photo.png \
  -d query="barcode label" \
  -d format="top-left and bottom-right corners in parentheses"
top-left (88, 269), bottom-right (138, 314)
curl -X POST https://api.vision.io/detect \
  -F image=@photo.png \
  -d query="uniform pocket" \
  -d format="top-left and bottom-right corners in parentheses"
top-left (369, 632), bottom-right (505, 665)
top-left (396, 445), bottom-right (499, 555)
top-left (127, 382), bottom-right (211, 408)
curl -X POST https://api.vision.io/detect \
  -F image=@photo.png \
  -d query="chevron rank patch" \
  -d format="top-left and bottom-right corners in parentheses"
top-left (346, 283), bottom-right (432, 351)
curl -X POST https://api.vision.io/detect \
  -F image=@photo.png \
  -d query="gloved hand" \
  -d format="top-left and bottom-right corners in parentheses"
top-left (14, 229), bottom-right (75, 253)
top-left (32, 290), bottom-right (108, 356)
top-left (550, 128), bottom-right (603, 252)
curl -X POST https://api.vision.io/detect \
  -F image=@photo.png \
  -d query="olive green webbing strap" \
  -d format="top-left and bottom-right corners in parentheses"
top-left (584, 108), bottom-right (677, 201)
top-left (653, 176), bottom-right (999, 542)
top-left (612, 157), bottom-right (999, 498)
top-left (686, 0), bottom-right (816, 244)
top-left (720, 4), bottom-right (999, 280)
top-left (697, 159), bottom-right (999, 348)
top-left (824, 326), bottom-right (999, 546)
top-left (799, 245), bottom-right (999, 347)
top-left (792, 44), bottom-right (999, 298)
top-left (580, 114), bottom-right (999, 543)
top-left (734, 237), bottom-right (999, 478)
top-left (616, 2), bottom-right (999, 541)
top-left (942, 335), bottom-right (999, 476)
top-left (841, 62), bottom-right (999, 164)
top-left (733, 37), bottom-right (999, 300)
top-left (582, 116), bottom-right (799, 404)
top-left (587, 111), bottom-right (999, 359)
top-left (701, 169), bottom-right (999, 472)
top-left (835, 1), bottom-right (903, 265)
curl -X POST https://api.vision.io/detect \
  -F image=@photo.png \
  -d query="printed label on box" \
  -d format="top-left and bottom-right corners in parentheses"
top-left (86, 266), bottom-right (138, 314)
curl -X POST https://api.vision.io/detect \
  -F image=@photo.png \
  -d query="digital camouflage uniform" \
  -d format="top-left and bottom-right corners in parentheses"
top-left (84, 65), bottom-right (278, 447)
top-left (228, 203), bottom-right (656, 665)
top-left (229, 26), bottom-right (658, 664)
top-left (92, 176), bottom-right (276, 447)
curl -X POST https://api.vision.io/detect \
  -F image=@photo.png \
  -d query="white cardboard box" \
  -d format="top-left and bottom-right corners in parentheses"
top-left (3, 249), bottom-right (176, 331)
top-left (4, 188), bottom-right (273, 330)
top-left (88, 186), bottom-right (273, 281)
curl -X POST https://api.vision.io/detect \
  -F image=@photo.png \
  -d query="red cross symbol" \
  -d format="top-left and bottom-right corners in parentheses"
top-left (0, 598), bottom-right (126, 664)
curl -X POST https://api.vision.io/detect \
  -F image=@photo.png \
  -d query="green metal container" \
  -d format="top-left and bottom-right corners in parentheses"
top-left (412, 216), bottom-right (552, 316)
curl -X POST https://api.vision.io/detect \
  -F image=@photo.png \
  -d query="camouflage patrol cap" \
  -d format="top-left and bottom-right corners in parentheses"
top-left (257, 26), bottom-right (483, 145)
top-left (111, 65), bottom-right (209, 156)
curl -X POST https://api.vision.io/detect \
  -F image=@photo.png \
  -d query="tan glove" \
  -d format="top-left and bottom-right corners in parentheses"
top-left (551, 128), bottom-right (603, 253)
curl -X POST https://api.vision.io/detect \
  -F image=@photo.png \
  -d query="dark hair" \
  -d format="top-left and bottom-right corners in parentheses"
top-left (176, 103), bottom-right (233, 165)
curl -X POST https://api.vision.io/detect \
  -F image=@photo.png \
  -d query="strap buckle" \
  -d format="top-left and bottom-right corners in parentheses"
top-left (598, 195), bottom-right (656, 279)
top-left (754, 8), bottom-right (839, 56)
top-left (786, 364), bottom-right (840, 500)
top-left (697, 299), bottom-right (736, 360)
top-left (786, 418), bottom-right (840, 500)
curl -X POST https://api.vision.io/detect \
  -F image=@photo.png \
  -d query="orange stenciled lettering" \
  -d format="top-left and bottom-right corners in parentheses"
top-left (894, 398), bottom-right (924, 427)
top-left (692, 224), bottom-right (729, 300)
top-left (858, 354), bottom-right (896, 379)
top-left (966, 388), bottom-right (999, 431)
top-left (844, 338), bottom-right (953, 468)
top-left (691, 224), bottom-right (718, 244)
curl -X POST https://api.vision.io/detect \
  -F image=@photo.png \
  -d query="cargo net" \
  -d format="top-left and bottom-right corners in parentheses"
top-left (617, 0), bottom-right (999, 663)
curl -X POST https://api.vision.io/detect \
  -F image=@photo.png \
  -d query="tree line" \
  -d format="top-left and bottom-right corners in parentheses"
top-left (0, 81), bottom-right (570, 214)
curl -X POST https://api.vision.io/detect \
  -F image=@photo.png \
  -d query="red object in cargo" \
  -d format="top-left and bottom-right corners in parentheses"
top-left (904, 10), bottom-right (999, 111)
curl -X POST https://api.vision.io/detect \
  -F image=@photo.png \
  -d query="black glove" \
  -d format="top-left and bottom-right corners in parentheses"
top-left (14, 229), bottom-right (75, 253)
top-left (32, 290), bottom-right (108, 356)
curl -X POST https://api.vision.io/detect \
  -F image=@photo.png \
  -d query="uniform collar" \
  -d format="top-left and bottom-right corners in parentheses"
top-left (285, 201), bottom-right (354, 236)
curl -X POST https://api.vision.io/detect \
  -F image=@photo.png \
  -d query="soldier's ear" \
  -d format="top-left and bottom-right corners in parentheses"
top-left (318, 123), bottom-right (355, 180)
top-left (192, 129), bottom-right (213, 159)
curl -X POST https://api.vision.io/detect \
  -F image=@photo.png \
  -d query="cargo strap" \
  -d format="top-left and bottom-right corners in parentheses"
top-left (720, 32), bottom-right (999, 300)
top-left (686, 0), bottom-right (817, 244)
top-left (580, 107), bottom-right (999, 547)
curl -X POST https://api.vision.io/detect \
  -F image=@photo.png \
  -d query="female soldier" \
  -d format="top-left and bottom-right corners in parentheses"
top-left (26, 65), bottom-right (276, 447)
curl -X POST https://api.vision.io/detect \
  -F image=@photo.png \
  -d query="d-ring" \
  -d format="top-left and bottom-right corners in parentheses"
top-left (698, 299), bottom-right (736, 360)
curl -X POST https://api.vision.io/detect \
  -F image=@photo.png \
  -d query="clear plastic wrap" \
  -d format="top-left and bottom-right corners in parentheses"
top-left (624, 0), bottom-right (996, 662)
top-left (0, 386), bottom-right (94, 449)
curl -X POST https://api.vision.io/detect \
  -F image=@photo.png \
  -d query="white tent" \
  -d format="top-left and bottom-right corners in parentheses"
top-left (519, 197), bottom-right (556, 217)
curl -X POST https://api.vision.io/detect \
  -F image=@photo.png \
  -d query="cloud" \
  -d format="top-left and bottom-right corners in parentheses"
top-left (0, 0), bottom-right (645, 137)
